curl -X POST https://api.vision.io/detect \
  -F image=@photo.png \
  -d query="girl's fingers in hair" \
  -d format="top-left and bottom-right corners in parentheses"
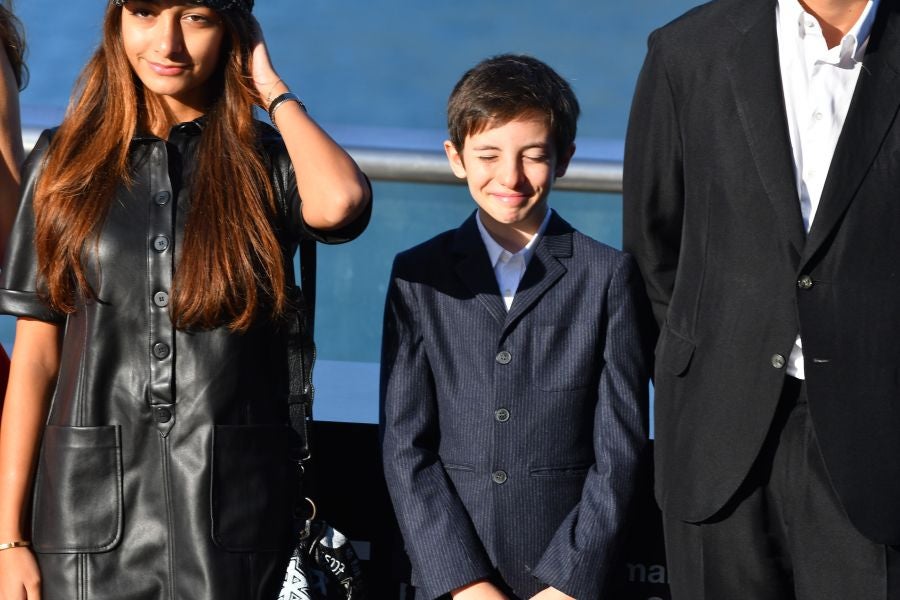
top-left (248, 18), bottom-right (281, 103)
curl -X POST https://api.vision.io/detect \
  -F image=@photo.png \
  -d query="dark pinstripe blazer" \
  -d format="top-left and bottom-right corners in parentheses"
top-left (380, 210), bottom-right (653, 599)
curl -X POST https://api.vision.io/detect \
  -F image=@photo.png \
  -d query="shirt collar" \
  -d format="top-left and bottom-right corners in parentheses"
top-left (132, 116), bottom-right (207, 142)
top-left (847, 0), bottom-right (879, 61)
top-left (476, 207), bottom-right (552, 268)
top-left (778, 0), bottom-right (879, 64)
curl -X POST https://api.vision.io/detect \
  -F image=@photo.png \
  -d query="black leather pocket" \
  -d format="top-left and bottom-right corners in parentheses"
top-left (211, 424), bottom-right (292, 552)
top-left (657, 326), bottom-right (696, 377)
top-left (32, 425), bottom-right (123, 553)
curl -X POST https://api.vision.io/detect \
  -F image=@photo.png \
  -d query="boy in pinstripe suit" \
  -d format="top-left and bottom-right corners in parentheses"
top-left (381, 54), bottom-right (652, 600)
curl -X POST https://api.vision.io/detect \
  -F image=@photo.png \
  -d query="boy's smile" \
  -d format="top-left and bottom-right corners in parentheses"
top-left (444, 116), bottom-right (574, 252)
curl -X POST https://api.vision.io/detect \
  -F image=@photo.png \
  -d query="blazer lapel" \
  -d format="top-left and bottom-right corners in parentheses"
top-left (504, 212), bottom-right (571, 330)
top-left (726, 0), bottom-right (807, 259)
top-left (803, 0), bottom-right (900, 264)
top-left (452, 213), bottom-right (507, 326)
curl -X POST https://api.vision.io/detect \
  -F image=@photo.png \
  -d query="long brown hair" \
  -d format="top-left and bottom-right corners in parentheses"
top-left (34, 4), bottom-right (286, 331)
top-left (0, 1), bottom-right (26, 89)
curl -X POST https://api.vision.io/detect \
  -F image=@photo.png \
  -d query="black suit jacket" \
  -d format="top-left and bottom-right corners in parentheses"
top-left (623, 0), bottom-right (900, 543)
top-left (380, 211), bottom-right (652, 599)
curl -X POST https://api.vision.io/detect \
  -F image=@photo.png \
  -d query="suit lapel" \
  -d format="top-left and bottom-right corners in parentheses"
top-left (504, 213), bottom-right (572, 330)
top-left (726, 0), bottom-right (807, 258)
top-left (451, 213), bottom-right (507, 326)
top-left (803, 0), bottom-right (900, 264)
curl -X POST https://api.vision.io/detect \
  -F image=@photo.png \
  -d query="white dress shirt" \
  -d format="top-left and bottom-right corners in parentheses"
top-left (776, 0), bottom-right (878, 378)
top-left (476, 208), bottom-right (552, 310)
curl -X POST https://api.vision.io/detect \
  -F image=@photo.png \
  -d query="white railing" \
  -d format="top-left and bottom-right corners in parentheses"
top-left (23, 118), bottom-right (624, 194)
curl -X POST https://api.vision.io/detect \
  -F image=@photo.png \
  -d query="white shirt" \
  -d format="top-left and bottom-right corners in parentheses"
top-left (776, 0), bottom-right (878, 378)
top-left (476, 208), bottom-right (552, 310)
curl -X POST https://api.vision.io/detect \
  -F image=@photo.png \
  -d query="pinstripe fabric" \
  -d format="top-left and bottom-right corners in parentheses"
top-left (380, 211), bottom-right (653, 599)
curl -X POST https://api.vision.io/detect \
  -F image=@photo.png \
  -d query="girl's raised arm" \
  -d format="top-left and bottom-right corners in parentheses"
top-left (250, 21), bottom-right (371, 231)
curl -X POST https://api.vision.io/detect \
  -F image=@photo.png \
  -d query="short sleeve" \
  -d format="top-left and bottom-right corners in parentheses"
top-left (260, 122), bottom-right (372, 245)
top-left (293, 172), bottom-right (372, 245)
top-left (0, 128), bottom-right (66, 323)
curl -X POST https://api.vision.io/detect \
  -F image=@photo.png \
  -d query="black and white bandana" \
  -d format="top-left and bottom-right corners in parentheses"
top-left (112, 0), bottom-right (254, 14)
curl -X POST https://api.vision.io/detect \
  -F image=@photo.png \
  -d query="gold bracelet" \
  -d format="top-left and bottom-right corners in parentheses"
top-left (0, 541), bottom-right (31, 551)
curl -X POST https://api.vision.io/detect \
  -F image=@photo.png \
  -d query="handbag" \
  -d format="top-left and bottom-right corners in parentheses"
top-left (278, 507), bottom-right (368, 600)
top-left (278, 239), bottom-right (368, 600)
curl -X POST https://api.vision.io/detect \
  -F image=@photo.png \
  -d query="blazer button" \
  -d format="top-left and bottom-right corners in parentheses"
top-left (797, 275), bottom-right (813, 290)
top-left (154, 406), bottom-right (172, 423)
top-left (496, 351), bottom-right (512, 365)
top-left (153, 342), bottom-right (170, 359)
top-left (153, 291), bottom-right (169, 307)
top-left (494, 408), bottom-right (510, 422)
top-left (153, 235), bottom-right (170, 252)
top-left (491, 470), bottom-right (508, 484)
top-left (154, 191), bottom-right (171, 206)
top-left (771, 353), bottom-right (786, 369)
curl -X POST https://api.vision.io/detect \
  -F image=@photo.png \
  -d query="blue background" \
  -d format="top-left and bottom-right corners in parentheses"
top-left (12, 0), bottom-right (699, 421)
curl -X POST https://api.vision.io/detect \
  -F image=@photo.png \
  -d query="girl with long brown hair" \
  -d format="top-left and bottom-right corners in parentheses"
top-left (0, 1), bottom-right (371, 598)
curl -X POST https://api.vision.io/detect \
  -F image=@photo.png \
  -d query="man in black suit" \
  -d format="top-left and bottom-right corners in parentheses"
top-left (624, 0), bottom-right (900, 597)
top-left (381, 55), bottom-right (652, 599)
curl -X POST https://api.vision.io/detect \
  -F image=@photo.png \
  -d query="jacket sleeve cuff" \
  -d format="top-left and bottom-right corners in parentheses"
top-left (412, 560), bottom-right (495, 600)
top-left (531, 551), bottom-right (612, 600)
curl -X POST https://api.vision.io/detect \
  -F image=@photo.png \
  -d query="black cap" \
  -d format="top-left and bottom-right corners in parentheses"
top-left (113, 0), bottom-right (254, 13)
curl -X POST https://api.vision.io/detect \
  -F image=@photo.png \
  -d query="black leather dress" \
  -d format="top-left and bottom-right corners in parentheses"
top-left (0, 121), bottom-right (370, 599)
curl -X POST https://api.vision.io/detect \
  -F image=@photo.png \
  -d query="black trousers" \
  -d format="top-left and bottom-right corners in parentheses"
top-left (664, 377), bottom-right (900, 600)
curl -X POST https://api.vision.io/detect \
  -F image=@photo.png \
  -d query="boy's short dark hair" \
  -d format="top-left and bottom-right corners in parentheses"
top-left (447, 54), bottom-right (580, 159)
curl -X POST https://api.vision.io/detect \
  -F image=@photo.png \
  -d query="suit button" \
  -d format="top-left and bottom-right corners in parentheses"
top-left (771, 353), bottom-right (786, 369)
top-left (496, 351), bottom-right (512, 365)
top-left (154, 191), bottom-right (171, 206)
top-left (495, 408), bottom-right (510, 422)
top-left (153, 291), bottom-right (169, 307)
top-left (491, 470), bottom-right (508, 484)
top-left (153, 342), bottom-right (170, 359)
top-left (153, 235), bottom-right (170, 252)
top-left (797, 275), bottom-right (813, 290)
top-left (154, 406), bottom-right (172, 423)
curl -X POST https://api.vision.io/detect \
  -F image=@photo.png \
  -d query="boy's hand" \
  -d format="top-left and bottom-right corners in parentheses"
top-left (529, 587), bottom-right (575, 600)
top-left (451, 580), bottom-right (509, 599)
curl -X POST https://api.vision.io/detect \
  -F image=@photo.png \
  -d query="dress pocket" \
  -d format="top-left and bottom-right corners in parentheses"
top-left (32, 425), bottom-right (123, 553)
top-left (210, 424), bottom-right (293, 552)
